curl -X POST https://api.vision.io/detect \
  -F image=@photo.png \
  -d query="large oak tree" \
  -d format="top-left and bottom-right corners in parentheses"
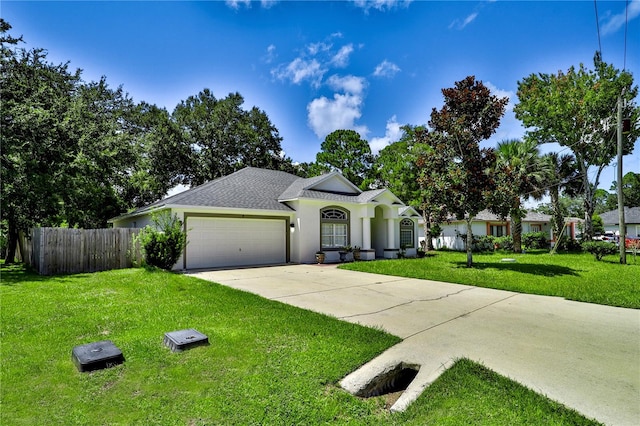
top-left (514, 53), bottom-right (639, 240)
top-left (1, 21), bottom-right (81, 262)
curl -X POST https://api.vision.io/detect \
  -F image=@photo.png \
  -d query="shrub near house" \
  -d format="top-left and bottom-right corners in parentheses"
top-left (582, 241), bottom-right (617, 261)
top-left (136, 212), bottom-right (187, 270)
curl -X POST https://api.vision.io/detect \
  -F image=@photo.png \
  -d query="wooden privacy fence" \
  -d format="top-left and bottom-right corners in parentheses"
top-left (19, 227), bottom-right (142, 275)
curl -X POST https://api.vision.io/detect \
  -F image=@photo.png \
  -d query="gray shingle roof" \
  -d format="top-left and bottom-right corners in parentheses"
top-left (138, 167), bottom-right (300, 213)
top-left (599, 207), bottom-right (640, 225)
top-left (116, 167), bottom-right (405, 220)
top-left (449, 209), bottom-right (552, 222)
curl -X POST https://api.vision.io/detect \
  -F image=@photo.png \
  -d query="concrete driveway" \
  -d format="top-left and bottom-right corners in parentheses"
top-left (188, 264), bottom-right (640, 425)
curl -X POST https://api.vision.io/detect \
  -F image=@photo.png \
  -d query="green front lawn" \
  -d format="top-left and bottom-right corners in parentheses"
top-left (1, 265), bottom-right (598, 425)
top-left (341, 250), bottom-right (640, 309)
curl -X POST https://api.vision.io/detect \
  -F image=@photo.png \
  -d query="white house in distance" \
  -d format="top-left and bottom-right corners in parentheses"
top-left (418, 210), bottom-right (581, 250)
top-left (599, 206), bottom-right (640, 238)
top-left (110, 167), bottom-right (420, 270)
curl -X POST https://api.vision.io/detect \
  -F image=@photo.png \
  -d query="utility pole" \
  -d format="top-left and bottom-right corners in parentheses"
top-left (617, 93), bottom-right (626, 264)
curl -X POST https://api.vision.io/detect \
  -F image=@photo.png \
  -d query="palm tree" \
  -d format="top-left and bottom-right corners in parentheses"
top-left (495, 139), bottom-right (547, 253)
top-left (542, 152), bottom-right (581, 242)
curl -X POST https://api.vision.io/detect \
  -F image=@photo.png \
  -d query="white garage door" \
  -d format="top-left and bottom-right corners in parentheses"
top-left (186, 217), bottom-right (286, 269)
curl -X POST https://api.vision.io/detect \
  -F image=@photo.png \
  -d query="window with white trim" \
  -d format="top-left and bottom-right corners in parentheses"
top-left (321, 208), bottom-right (349, 249)
top-left (530, 224), bottom-right (542, 232)
top-left (400, 218), bottom-right (415, 248)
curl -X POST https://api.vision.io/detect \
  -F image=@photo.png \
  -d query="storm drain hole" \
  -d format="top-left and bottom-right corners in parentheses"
top-left (358, 364), bottom-right (419, 398)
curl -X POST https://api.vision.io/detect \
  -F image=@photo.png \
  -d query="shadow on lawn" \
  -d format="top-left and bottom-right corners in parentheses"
top-left (455, 261), bottom-right (580, 277)
top-left (0, 263), bottom-right (93, 285)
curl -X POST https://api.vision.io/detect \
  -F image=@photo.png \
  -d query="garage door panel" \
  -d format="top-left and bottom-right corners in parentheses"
top-left (186, 217), bottom-right (286, 269)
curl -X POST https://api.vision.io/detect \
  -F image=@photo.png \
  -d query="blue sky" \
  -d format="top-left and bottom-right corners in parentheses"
top-left (2, 0), bottom-right (639, 194)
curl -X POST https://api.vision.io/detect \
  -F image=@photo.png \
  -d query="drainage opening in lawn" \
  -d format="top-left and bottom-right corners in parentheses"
top-left (349, 363), bottom-right (420, 409)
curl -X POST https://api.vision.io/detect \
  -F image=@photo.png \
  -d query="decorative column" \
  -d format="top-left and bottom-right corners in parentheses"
top-left (383, 218), bottom-right (399, 259)
top-left (362, 217), bottom-right (371, 249)
top-left (387, 218), bottom-right (396, 249)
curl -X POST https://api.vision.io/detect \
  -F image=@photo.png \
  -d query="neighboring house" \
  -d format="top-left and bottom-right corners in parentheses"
top-left (418, 210), bottom-right (574, 250)
top-left (110, 167), bottom-right (420, 270)
top-left (599, 207), bottom-right (640, 238)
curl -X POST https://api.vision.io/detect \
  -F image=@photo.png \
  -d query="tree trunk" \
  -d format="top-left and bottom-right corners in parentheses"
top-left (512, 214), bottom-right (523, 253)
top-left (577, 157), bottom-right (594, 240)
top-left (583, 184), bottom-right (595, 240)
top-left (466, 217), bottom-right (473, 268)
top-left (4, 220), bottom-right (19, 264)
top-left (550, 188), bottom-right (564, 240)
top-left (422, 211), bottom-right (434, 252)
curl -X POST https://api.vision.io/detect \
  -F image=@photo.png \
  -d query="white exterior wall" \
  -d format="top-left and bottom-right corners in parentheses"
top-left (111, 214), bottom-right (154, 229)
top-left (293, 200), bottom-right (367, 264)
top-left (604, 224), bottom-right (640, 238)
top-left (112, 199), bottom-right (415, 267)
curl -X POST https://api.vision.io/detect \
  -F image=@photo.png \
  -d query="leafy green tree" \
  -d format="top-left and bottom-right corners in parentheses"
top-left (609, 172), bottom-right (640, 209)
top-left (124, 102), bottom-right (194, 207)
top-left (173, 89), bottom-right (287, 185)
top-left (417, 76), bottom-right (508, 266)
top-left (370, 125), bottom-right (422, 207)
top-left (592, 214), bottom-right (605, 235)
top-left (293, 161), bottom-right (330, 178)
top-left (371, 125), bottom-right (447, 249)
top-left (315, 129), bottom-right (374, 189)
top-left (542, 152), bottom-right (581, 239)
top-left (1, 20), bottom-right (81, 262)
top-left (61, 78), bottom-right (141, 228)
top-left (515, 53), bottom-right (639, 240)
top-left (492, 139), bottom-right (547, 253)
top-left (594, 189), bottom-right (613, 214)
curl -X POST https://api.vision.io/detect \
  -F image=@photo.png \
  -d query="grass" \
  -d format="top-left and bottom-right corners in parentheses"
top-left (1, 265), bottom-right (599, 425)
top-left (341, 250), bottom-right (640, 309)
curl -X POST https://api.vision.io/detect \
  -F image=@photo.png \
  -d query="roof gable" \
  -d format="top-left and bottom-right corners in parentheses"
top-left (304, 172), bottom-right (361, 195)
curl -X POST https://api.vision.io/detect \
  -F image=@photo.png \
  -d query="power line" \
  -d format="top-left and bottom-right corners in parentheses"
top-left (594, 0), bottom-right (603, 59)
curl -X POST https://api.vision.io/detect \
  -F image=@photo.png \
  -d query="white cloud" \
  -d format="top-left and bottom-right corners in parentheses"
top-left (271, 57), bottom-right (325, 87)
top-left (260, 0), bottom-right (278, 9)
top-left (263, 44), bottom-right (277, 64)
top-left (225, 0), bottom-right (251, 9)
top-left (331, 44), bottom-right (354, 67)
top-left (272, 37), bottom-right (356, 87)
top-left (307, 93), bottom-right (368, 139)
top-left (307, 42), bottom-right (333, 56)
top-left (485, 81), bottom-right (514, 112)
top-left (449, 12), bottom-right (478, 30)
top-left (601, 0), bottom-right (640, 35)
top-left (352, 0), bottom-right (413, 13)
top-left (370, 115), bottom-right (403, 153)
top-left (373, 60), bottom-right (400, 78)
top-left (326, 74), bottom-right (367, 95)
top-left (226, 0), bottom-right (278, 9)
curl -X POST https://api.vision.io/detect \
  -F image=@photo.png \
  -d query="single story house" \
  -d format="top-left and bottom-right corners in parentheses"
top-left (110, 167), bottom-right (420, 270)
top-left (599, 206), bottom-right (640, 238)
top-left (418, 210), bottom-right (580, 250)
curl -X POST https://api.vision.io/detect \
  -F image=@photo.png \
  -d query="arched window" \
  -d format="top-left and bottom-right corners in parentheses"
top-left (400, 218), bottom-right (415, 248)
top-left (321, 207), bottom-right (349, 249)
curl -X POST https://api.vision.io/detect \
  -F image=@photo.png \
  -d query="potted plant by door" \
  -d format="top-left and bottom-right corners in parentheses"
top-left (339, 245), bottom-right (352, 262)
top-left (315, 251), bottom-right (325, 264)
top-left (353, 246), bottom-right (361, 261)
